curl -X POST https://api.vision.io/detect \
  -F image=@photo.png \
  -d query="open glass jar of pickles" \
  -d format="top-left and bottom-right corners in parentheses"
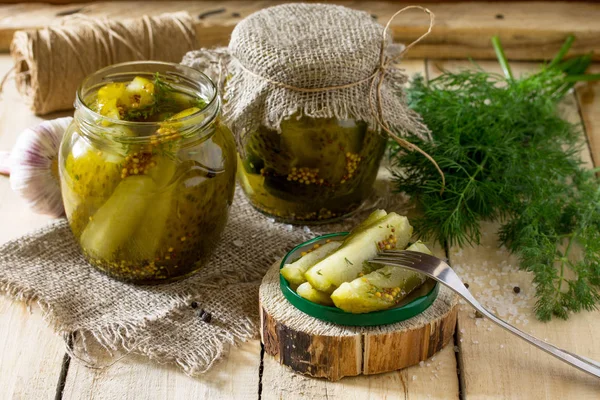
top-left (59, 62), bottom-right (236, 284)
top-left (237, 117), bottom-right (387, 223)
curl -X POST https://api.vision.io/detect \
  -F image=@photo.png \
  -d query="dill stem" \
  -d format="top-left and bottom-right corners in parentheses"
top-left (491, 36), bottom-right (513, 80)
top-left (554, 233), bottom-right (576, 303)
top-left (548, 35), bottom-right (575, 69)
top-left (564, 74), bottom-right (600, 83)
top-left (447, 155), bottom-right (488, 225)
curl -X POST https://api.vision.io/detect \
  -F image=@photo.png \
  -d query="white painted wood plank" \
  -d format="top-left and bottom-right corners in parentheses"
top-left (62, 340), bottom-right (262, 400)
top-left (262, 344), bottom-right (459, 400)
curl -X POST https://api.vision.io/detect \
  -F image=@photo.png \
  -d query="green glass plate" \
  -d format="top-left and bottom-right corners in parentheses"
top-left (279, 232), bottom-right (439, 326)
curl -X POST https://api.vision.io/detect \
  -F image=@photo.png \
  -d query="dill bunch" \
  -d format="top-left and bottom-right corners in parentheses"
top-left (390, 36), bottom-right (600, 320)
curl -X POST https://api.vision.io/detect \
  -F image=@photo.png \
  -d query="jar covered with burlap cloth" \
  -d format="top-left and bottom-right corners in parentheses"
top-left (183, 3), bottom-right (429, 224)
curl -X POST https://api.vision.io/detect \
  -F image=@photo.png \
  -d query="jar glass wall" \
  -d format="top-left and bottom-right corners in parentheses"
top-left (59, 62), bottom-right (236, 284)
top-left (237, 116), bottom-right (387, 224)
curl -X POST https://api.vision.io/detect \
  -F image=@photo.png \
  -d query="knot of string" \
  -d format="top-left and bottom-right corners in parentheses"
top-left (233, 6), bottom-right (445, 191)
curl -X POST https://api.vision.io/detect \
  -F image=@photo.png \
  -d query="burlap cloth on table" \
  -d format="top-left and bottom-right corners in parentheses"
top-left (0, 177), bottom-right (409, 375)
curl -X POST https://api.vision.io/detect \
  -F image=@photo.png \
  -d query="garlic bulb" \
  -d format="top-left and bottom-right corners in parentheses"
top-left (9, 117), bottom-right (73, 217)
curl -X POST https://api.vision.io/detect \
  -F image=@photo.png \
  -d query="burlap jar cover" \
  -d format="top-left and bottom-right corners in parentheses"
top-left (0, 4), bottom-right (434, 375)
top-left (182, 3), bottom-right (431, 148)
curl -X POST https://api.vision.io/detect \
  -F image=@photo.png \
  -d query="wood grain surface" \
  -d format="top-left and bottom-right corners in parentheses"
top-left (0, 1), bottom-right (598, 60)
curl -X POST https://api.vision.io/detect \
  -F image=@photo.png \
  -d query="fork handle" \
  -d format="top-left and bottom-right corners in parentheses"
top-left (463, 295), bottom-right (600, 378)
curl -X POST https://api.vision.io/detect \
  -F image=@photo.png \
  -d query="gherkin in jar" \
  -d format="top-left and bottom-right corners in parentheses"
top-left (237, 116), bottom-right (387, 224)
top-left (59, 62), bottom-right (236, 284)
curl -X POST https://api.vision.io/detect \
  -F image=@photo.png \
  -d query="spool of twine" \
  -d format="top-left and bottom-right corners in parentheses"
top-left (10, 12), bottom-right (197, 115)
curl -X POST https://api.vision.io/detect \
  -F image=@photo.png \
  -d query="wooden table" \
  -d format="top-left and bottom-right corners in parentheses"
top-left (1, 2), bottom-right (600, 399)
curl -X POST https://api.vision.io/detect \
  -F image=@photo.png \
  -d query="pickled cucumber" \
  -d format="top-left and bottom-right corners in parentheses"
top-left (296, 282), bottom-right (334, 306)
top-left (125, 76), bottom-right (155, 109)
top-left (238, 114), bottom-right (387, 224)
top-left (80, 175), bottom-right (157, 261)
top-left (96, 83), bottom-right (127, 118)
top-left (278, 117), bottom-right (366, 183)
top-left (124, 155), bottom-right (179, 260)
top-left (280, 209), bottom-right (386, 290)
top-left (64, 144), bottom-right (122, 200)
top-left (343, 209), bottom-right (387, 241)
top-left (281, 240), bottom-right (342, 286)
top-left (305, 213), bottom-right (412, 293)
top-left (246, 127), bottom-right (293, 176)
top-left (125, 185), bottom-right (174, 261)
top-left (331, 242), bottom-right (431, 313)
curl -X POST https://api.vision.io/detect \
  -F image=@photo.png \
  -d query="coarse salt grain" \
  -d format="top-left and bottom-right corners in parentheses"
top-left (412, 375), bottom-right (417, 381)
top-left (233, 240), bottom-right (244, 248)
top-left (419, 361), bottom-right (425, 367)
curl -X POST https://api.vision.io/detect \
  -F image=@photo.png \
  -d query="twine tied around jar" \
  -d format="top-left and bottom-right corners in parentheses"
top-left (232, 6), bottom-right (445, 191)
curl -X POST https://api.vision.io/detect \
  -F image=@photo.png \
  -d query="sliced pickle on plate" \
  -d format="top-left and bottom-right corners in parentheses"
top-left (331, 241), bottom-right (431, 313)
top-left (343, 209), bottom-right (387, 241)
top-left (305, 212), bottom-right (412, 293)
top-left (296, 282), bottom-right (334, 306)
top-left (281, 240), bottom-right (342, 286)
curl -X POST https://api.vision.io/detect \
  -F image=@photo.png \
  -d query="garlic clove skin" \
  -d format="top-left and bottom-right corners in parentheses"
top-left (9, 117), bottom-right (73, 217)
top-left (0, 151), bottom-right (10, 175)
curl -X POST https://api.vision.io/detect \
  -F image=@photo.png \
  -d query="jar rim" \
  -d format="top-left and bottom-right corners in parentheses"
top-left (74, 61), bottom-right (219, 130)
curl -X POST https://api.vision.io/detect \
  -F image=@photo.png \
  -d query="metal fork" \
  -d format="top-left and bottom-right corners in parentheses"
top-left (371, 250), bottom-right (600, 379)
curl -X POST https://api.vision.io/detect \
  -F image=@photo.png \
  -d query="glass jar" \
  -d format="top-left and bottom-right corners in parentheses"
top-left (237, 116), bottom-right (387, 224)
top-left (59, 62), bottom-right (236, 284)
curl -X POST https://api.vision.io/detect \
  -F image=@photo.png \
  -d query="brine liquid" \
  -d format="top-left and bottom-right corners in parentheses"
top-left (61, 124), bottom-right (236, 284)
top-left (237, 117), bottom-right (387, 224)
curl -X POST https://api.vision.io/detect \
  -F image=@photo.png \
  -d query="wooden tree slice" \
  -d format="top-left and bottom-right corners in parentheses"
top-left (259, 261), bottom-right (459, 381)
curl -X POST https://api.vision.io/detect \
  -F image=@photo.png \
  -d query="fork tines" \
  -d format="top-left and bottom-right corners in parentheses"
top-left (379, 250), bottom-right (424, 260)
top-left (371, 250), bottom-right (423, 266)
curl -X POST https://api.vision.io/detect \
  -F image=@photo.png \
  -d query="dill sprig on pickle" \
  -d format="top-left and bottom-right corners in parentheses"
top-left (91, 73), bottom-right (207, 123)
top-left (390, 35), bottom-right (600, 321)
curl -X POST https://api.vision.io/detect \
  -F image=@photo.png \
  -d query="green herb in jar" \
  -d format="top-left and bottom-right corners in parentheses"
top-left (91, 73), bottom-right (206, 122)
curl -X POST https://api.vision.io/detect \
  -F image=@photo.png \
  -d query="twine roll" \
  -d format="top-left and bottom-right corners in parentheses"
top-left (10, 12), bottom-right (197, 115)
